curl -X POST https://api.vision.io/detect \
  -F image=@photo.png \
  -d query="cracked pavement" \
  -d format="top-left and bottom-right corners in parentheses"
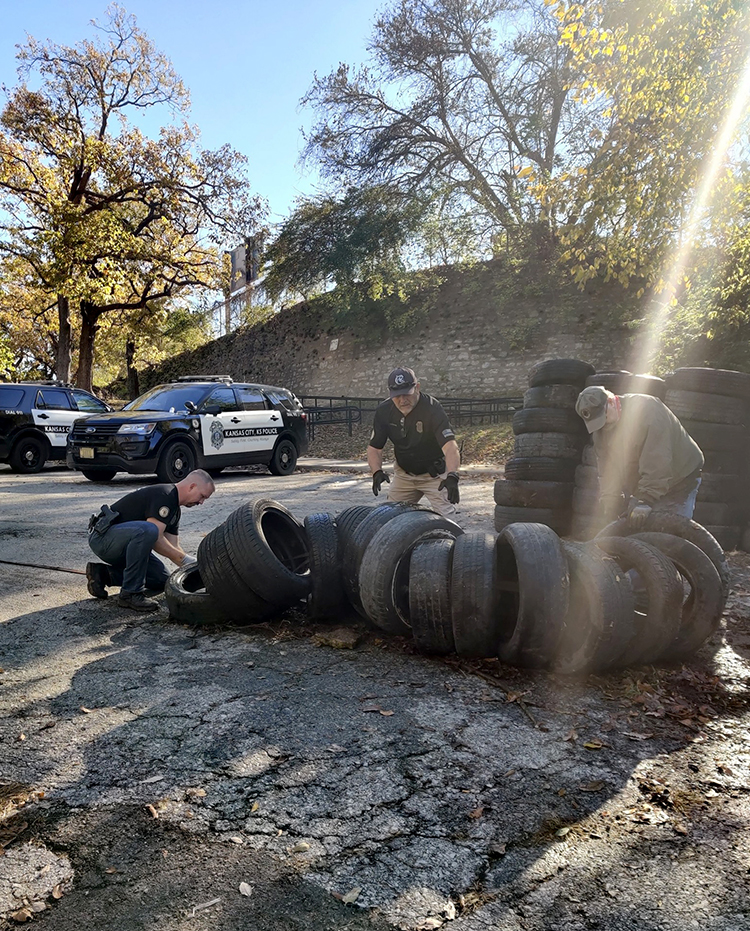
top-left (1, 465), bottom-right (749, 930)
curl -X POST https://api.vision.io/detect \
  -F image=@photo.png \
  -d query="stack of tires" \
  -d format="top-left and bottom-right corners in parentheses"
top-left (495, 358), bottom-right (594, 536)
top-left (569, 371), bottom-right (668, 540)
top-left (166, 498), bottom-right (313, 625)
top-left (664, 367), bottom-right (750, 552)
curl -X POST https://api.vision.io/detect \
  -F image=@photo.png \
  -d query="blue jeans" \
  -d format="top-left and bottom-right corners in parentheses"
top-left (89, 521), bottom-right (169, 594)
top-left (650, 475), bottom-right (701, 519)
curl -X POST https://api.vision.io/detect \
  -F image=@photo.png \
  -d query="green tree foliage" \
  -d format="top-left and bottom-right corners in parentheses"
top-left (0, 5), bottom-right (264, 389)
top-left (546, 0), bottom-right (750, 289)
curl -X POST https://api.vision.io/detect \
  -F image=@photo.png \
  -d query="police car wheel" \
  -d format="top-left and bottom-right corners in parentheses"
top-left (9, 436), bottom-right (47, 474)
top-left (80, 468), bottom-right (117, 482)
top-left (268, 439), bottom-right (298, 476)
top-left (157, 441), bottom-right (196, 483)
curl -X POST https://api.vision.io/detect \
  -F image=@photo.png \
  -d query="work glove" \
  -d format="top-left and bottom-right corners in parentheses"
top-left (372, 469), bottom-right (390, 496)
top-left (438, 472), bottom-right (460, 505)
top-left (180, 554), bottom-right (198, 567)
top-left (628, 502), bottom-right (652, 531)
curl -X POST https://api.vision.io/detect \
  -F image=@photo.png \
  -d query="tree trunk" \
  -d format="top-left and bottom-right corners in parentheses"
top-left (76, 301), bottom-right (101, 392)
top-left (56, 295), bottom-right (72, 383)
top-left (126, 338), bottom-right (140, 399)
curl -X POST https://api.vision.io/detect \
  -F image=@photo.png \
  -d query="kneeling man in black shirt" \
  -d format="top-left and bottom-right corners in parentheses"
top-left (367, 367), bottom-right (461, 517)
top-left (85, 469), bottom-right (215, 612)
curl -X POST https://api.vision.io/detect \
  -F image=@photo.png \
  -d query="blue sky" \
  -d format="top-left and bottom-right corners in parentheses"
top-left (0, 0), bottom-right (385, 220)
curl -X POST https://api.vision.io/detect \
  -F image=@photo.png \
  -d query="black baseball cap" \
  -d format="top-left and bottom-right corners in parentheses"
top-left (388, 367), bottom-right (418, 397)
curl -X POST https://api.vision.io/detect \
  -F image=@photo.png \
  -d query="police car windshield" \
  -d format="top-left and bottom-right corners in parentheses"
top-left (122, 385), bottom-right (209, 412)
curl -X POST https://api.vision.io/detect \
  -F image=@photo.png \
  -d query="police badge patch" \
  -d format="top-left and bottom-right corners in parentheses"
top-left (210, 419), bottom-right (225, 450)
top-left (159, 506), bottom-right (170, 518)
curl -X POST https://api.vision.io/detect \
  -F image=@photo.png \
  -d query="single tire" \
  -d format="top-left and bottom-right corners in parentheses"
top-left (344, 502), bottom-right (424, 612)
top-left (523, 385), bottom-right (581, 409)
top-left (594, 536), bottom-right (683, 665)
top-left (335, 504), bottom-right (375, 551)
top-left (632, 532), bottom-right (725, 657)
top-left (80, 468), bottom-right (118, 482)
top-left (696, 472), bottom-right (741, 503)
top-left (669, 367), bottom-right (750, 400)
top-left (702, 448), bottom-right (743, 474)
top-left (494, 505), bottom-right (571, 536)
top-left (575, 464), bottom-right (600, 489)
top-left (197, 524), bottom-right (278, 623)
top-left (582, 444), bottom-right (597, 467)
top-left (9, 436), bottom-right (48, 474)
top-left (514, 432), bottom-right (585, 460)
top-left (496, 522), bottom-right (570, 667)
top-left (703, 525), bottom-right (741, 552)
top-left (408, 539), bottom-right (456, 655)
top-left (555, 542), bottom-right (635, 674)
top-left (692, 501), bottom-right (734, 526)
top-left (157, 440), bottom-right (197, 483)
top-left (665, 389), bottom-right (746, 426)
top-left (451, 532), bottom-right (501, 658)
top-left (164, 563), bottom-right (232, 626)
top-left (494, 479), bottom-right (574, 509)
top-left (225, 498), bottom-right (311, 604)
top-left (572, 487), bottom-right (599, 515)
top-left (503, 457), bottom-right (578, 482)
top-left (678, 420), bottom-right (746, 452)
top-left (528, 358), bottom-right (596, 388)
top-left (268, 438), bottom-right (298, 476)
top-left (359, 511), bottom-right (463, 634)
top-left (304, 512), bottom-right (347, 619)
top-left (596, 513), bottom-right (730, 602)
top-left (512, 408), bottom-right (587, 436)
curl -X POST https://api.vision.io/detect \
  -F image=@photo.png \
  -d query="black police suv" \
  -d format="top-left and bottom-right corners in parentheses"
top-left (0, 381), bottom-right (112, 474)
top-left (67, 376), bottom-right (308, 483)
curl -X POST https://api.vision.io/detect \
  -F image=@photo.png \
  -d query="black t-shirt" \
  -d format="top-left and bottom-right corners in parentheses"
top-left (370, 393), bottom-right (456, 475)
top-left (110, 485), bottom-right (181, 534)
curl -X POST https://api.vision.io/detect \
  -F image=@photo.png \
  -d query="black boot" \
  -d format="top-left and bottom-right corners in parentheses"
top-left (117, 591), bottom-right (160, 612)
top-left (86, 562), bottom-right (110, 599)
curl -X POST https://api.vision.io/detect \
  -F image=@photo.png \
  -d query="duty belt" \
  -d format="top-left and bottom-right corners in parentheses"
top-left (88, 505), bottom-right (119, 535)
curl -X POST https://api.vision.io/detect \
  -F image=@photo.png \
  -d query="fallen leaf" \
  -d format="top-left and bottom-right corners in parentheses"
top-left (469, 806), bottom-right (485, 819)
top-left (580, 781), bottom-right (605, 792)
top-left (331, 892), bottom-right (344, 901)
top-left (288, 841), bottom-right (310, 853)
top-left (251, 801), bottom-right (259, 812)
top-left (718, 764), bottom-right (734, 777)
top-left (39, 864), bottom-right (50, 876)
top-left (564, 728), bottom-right (578, 742)
top-left (146, 804), bottom-right (159, 819)
top-left (673, 822), bottom-right (689, 835)
top-left (17, 734), bottom-right (26, 742)
top-left (230, 836), bottom-right (244, 844)
top-left (583, 740), bottom-right (603, 750)
top-left (490, 842), bottom-right (507, 855)
top-left (379, 710), bottom-right (395, 716)
top-left (10, 907), bottom-right (33, 923)
top-left (239, 882), bottom-right (253, 897)
top-left (342, 887), bottom-right (361, 904)
top-left (80, 707), bottom-right (92, 714)
top-left (327, 745), bottom-right (346, 754)
top-left (105, 867), bottom-right (117, 874)
top-left (361, 703), bottom-right (382, 713)
top-left (185, 788), bottom-right (207, 800)
top-left (502, 769), bottom-right (517, 778)
top-left (142, 775), bottom-right (164, 784)
top-left (52, 885), bottom-right (63, 900)
top-left (555, 826), bottom-right (571, 837)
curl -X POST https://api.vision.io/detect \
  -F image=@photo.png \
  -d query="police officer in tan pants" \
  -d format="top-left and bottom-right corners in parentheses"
top-left (367, 367), bottom-right (461, 517)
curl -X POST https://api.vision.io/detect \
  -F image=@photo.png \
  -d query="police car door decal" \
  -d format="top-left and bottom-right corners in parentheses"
top-left (31, 392), bottom-right (75, 447)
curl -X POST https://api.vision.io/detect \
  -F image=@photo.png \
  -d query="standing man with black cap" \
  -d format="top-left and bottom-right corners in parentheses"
top-left (367, 367), bottom-right (461, 516)
top-left (575, 386), bottom-right (704, 527)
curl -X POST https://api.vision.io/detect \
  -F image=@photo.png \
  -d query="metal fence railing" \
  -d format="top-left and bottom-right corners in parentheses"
top-left (299, 395), bottom-right (523, 440)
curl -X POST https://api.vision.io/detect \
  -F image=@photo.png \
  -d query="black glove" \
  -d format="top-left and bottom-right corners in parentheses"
top-left (372, 469), bottom-right (390, 496)
top-left (439, 472), bottom-right (460, 505)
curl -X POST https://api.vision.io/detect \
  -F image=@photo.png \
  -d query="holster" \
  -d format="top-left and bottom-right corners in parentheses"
top-left (88, 505), bottom-right (119, 535)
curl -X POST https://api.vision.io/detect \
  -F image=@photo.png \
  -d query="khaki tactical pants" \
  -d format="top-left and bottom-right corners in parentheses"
top-left (387, 462), bottom-right (457, 518)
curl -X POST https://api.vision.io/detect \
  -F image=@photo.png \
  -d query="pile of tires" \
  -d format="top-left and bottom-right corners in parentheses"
top-left (166, 498), bottom-right (312, 625)
top-left (495, 358), bottom-right (594, 536)
top-left (568, 370), bottom-right (667, 540)
top-left (664, 367), bottom-right (750, 552)
top-left (497, 514), bottom-right (727, 672)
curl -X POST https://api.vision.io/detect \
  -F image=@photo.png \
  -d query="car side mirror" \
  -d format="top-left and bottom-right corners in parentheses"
top-left (185, 400), bottom-right (197, 413)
